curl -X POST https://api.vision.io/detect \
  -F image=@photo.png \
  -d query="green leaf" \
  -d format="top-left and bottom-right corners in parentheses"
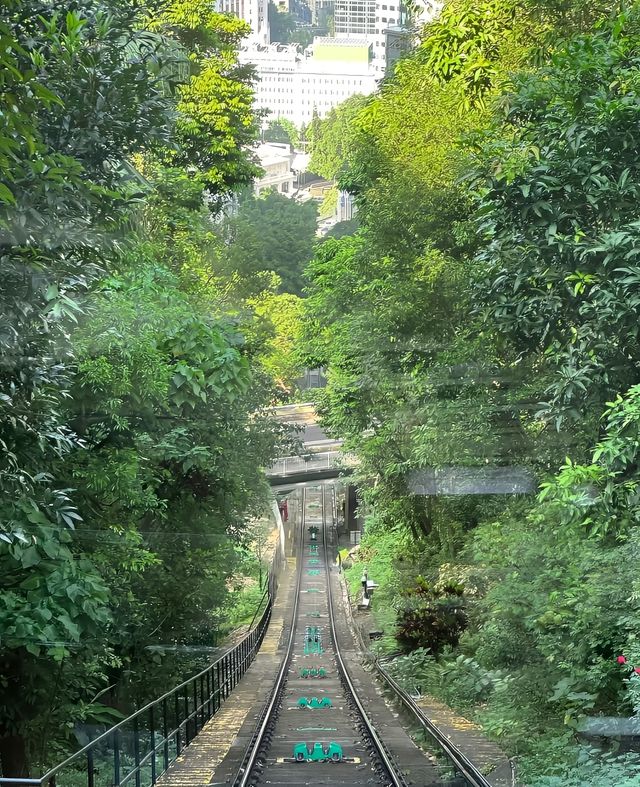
top-left (20, 546), bottom-right (41, 568)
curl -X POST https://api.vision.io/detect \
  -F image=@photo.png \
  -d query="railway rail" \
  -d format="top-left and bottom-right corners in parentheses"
top-left (233, 483), bottom-right (410, 786)
top-left (232, 483), bottom-right (501, 787)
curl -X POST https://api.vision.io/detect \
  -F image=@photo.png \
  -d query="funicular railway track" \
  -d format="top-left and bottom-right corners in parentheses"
top-left (233, 484), bottom-right (410, 787)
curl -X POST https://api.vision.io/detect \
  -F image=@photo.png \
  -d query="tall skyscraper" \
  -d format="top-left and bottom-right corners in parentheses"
top-left (334, 0), bottom-right (375, 36)
top-left (332, 0), bottom-right (403, 74)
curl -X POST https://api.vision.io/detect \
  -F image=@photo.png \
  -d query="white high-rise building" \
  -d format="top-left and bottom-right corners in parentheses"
top-left (217, 0), bottom-right (270, 45)
top-left (333, 0), bottom-right (439, 75)
top-left (334, 0), bottom-right (375, 36)
top-left (240, 39), bottom-right (378, 128)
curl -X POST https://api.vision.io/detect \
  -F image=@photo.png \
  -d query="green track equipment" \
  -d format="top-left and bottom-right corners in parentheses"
top-left (292, 741), bottom-right (343, 762)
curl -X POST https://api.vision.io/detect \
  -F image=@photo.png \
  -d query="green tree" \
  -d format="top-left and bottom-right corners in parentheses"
top-left (264, 117), bottom-right (301, 148)
top-left (154, 0), bottom-right (262, 198)
top-left (0, 1), bottom-right (184, 774)
top-left (64, 264), bottom-right (286, 701)
top-left (308, 94), bottom-right (370, 181)
top-left (0, 0), bottom-right (287, 776)
top-left (248, 290), bottom-right (305, 395)
top-left (472, 7), bottom-right (640, 428)
top-left (268, 2), bottom-right (297, 42)
top-left (221, 191), bottom-right (318, 296)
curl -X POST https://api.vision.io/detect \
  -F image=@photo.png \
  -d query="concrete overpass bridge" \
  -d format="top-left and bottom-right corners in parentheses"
top-left (265, 403), bottom-right (350, 485)
top-left (265, 402), bottom-right (537, 495)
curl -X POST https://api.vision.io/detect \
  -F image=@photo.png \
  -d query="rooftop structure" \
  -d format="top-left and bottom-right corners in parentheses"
top-left (253, 142), bottom-right (296, 196)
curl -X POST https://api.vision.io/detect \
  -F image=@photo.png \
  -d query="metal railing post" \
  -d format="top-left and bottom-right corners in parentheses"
top-left (200, 674), bottom-right (205, 726)
top-left (193, 678), bottom-right (198, 734)
top-left (163, 697), bottom-right (169, 770)
top-left (184, 684), bottom-right (191, 745)
top-left (216, 662), bottom-right (221, 710)
top-left (150, 705), bottom-right (157, 785)
top-left (87, 748), bottom-right (94, 787)
top-left (175, 692), bottom-right (182, 755)
top-left (113, 728), bottom-right (121, 786)
top-left (133, 715), bottom-right (141, 787)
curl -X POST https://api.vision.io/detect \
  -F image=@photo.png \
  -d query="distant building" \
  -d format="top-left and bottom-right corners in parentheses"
top-left (384, 24), bottom-right (412, 71)
top-left (334, 0), bottom-right (439, 74)
top-left (240, 38), bottom-right (377, 128)
top-left (217, 0), bottom-right (269, 45)
top-left (337, 189), bottom-right (356, 221)
top-left (334, 0), bottom-right (375, 36)
top-left (307, 0), bottom-right (334, 26)
top-left (254, 143), bottom-right (296, 196)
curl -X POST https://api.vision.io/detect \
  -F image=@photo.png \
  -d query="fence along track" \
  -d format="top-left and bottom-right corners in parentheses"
top-left (0, 515), bottom-right (288, 787)
top-left (234, 483), bottom-right (409, 786)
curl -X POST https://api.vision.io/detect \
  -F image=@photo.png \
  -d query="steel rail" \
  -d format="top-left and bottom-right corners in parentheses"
top-left (233, 488), bottom-right (307, 787)
top-left (373, 666), bottom-right (494, 787)
top-left (321, 486), bottom-right (409, 787)
top-left (338, 541), bottom-right (499, 786)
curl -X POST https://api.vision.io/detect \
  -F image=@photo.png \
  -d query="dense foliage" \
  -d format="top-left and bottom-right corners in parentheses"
top-left (0, 0), bottom-right (297, 776)
top-left (308, 94), bottom-right (370, 181)
top-left (220, 191), bottom-right (318, 296)
top-left (303, 0), bottom-right (640, 782)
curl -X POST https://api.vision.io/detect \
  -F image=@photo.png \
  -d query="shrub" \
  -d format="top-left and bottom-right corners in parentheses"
top-left (396, 576), bottom-right (467, 655)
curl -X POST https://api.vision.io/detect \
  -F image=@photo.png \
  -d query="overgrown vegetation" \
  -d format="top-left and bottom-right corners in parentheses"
top-left (0, 0), bottom-right (304, 776)
top-left (219, 190), bottom-right (318, 297)
top-left (303, 1), bottom-right (640, 782)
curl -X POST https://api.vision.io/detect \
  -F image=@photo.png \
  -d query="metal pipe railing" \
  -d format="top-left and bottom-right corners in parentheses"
top-left (1, 566), bottom-right (280, 787)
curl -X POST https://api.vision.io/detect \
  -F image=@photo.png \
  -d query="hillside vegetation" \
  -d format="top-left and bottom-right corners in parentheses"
top-left (302, 1), bottom-right (640, 781)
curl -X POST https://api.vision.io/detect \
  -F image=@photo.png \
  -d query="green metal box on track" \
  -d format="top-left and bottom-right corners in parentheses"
top-left (297, 696), bottom-right (333, 708)
top-left (293, 741), bottom-right (343, 762)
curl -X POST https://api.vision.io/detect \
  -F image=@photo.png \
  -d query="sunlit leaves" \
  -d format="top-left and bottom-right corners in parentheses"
top-left (419, 0), bottom-right (516, 111)
top-left (472, 9), bottom-right (640, 427)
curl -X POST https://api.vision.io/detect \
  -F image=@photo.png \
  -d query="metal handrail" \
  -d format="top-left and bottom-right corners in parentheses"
top-left (0, 585), bottom-right (275, 787)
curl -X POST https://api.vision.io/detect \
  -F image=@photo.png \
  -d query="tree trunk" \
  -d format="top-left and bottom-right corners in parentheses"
top-left (0, 733), bottom-right (30, 778)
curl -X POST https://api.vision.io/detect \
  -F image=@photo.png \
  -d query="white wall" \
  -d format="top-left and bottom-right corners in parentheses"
top-left (240, 45), bottom-right (378, 128)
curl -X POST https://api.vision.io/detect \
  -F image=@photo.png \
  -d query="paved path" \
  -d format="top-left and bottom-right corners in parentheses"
top-left (413, 696), bottom-right (514, 786)
top-left (157, 556), bottom-right (298, 787)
